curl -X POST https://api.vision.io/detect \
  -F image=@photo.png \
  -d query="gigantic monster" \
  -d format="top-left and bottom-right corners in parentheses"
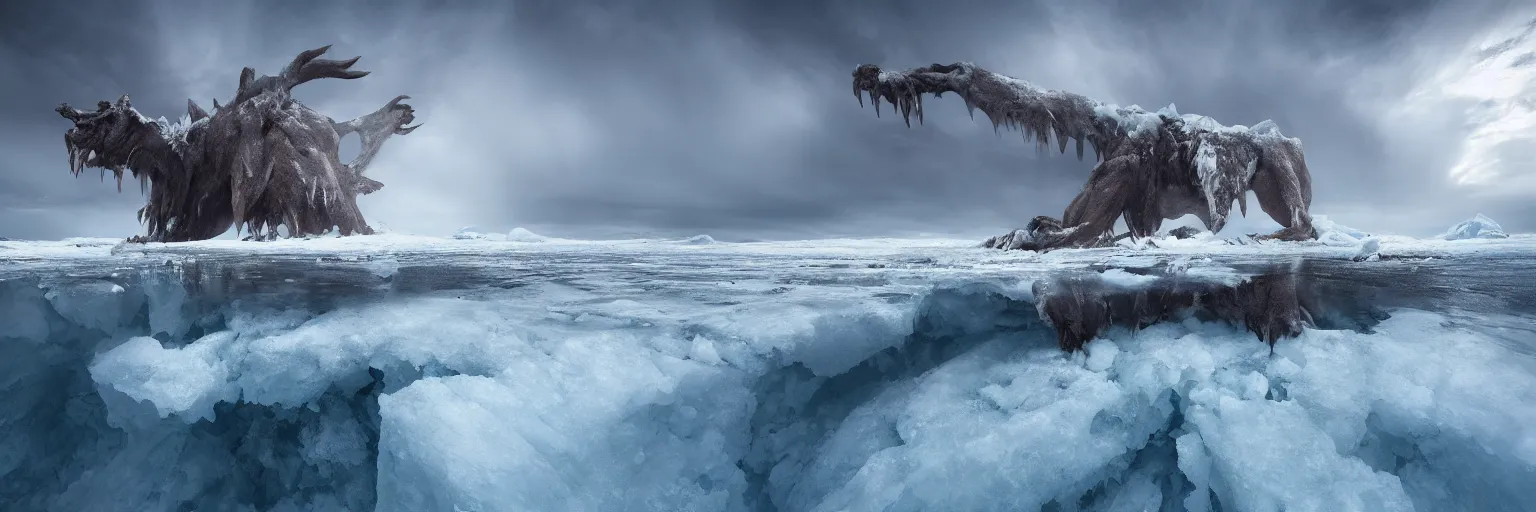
top-left (56, 45), bottom-right (419, 242)
top-left (852, 63), bottom-right (1317, 252)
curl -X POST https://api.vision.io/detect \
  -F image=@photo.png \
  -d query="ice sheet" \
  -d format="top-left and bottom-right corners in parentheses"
top-left (0, 232), bottom-right (1533, 511)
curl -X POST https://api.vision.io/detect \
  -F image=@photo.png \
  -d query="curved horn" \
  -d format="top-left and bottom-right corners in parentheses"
top-left (283, 45), bottom-right (369, 91)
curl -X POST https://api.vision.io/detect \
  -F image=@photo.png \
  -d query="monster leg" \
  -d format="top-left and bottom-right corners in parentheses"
top-left (1250, 159), bottom-right (1317, 242)
top-left (1052, 156), bottom-right (1139, 249)
top-left (989, 156), bottom-right (1139, 251)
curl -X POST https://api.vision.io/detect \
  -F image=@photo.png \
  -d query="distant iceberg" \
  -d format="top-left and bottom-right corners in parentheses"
top-left (1443, 214), bottom-right (1509, 240)
top-left (451, 226), bottom-right (551, 242)
top-left (1311, 215), bottom-right (1372, 246)
top-left (506, 227), bottom-right (548, 242)
top-left (452, 226), bottom-right (491, 240)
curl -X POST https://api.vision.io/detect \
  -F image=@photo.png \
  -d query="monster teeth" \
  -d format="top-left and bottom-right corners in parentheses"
top-left (70, 146), bottom-right (87, 177)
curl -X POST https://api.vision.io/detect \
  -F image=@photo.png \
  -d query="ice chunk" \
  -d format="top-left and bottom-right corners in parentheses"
top-left (376, 338), bottom-right (755, 512)
top-left (140, 272), bottom-right (191, 340)
top-left (1083, 338), bottom-right (1119, 372)
top-left (1278, 311), bottom-right (1536, 510)
top-left (89, 335), bottom-right (238, 423)
top-left (1443, 213), bottom-right (1509, 240)
top-left (807, 337), bottom-right (1175, 511)
top-left (1178, 432), bottom-right (1215, 512)
top-left (1098, 268), bottom-right (1158, 289)
top-left (0, 280), bottom-right (51, 342)
top-left (1352, 237), bottom-right (1381, 262)
top-left (41, 280), bottom-right (143, 333)
top-left (682, 234), bottom-right (717, 245)
top-left (506, 227), bottom-right (548, 242)
top-left (701, 300), bottom-right (915, 377)
top-left (229, 298), bottom-right (541, 408)
top-left (1183, 392), bottom-right (1415, 511)
top-left (689, 335), bottom-right (725, 365)
top-left (452, 226), bottom-right (489, 240)
top-left (1312, 214), bottom-right (1374, 247)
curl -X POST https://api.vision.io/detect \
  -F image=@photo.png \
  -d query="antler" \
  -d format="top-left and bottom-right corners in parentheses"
top-left (232, 45), bottom-right (371, 106)
top-left (281, 45), bottom-right (369, 89)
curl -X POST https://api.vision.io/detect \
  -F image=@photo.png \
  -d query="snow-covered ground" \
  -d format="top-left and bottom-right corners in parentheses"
top-left (1, 226), bottom-right (1534, 511)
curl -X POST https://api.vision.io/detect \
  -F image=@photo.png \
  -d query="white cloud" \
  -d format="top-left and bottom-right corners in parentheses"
top-left (1395, 16), bottom-right (1536, 191)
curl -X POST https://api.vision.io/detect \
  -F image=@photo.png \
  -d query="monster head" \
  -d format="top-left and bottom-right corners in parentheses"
top-left (56, 95), bottom-right (164, 188)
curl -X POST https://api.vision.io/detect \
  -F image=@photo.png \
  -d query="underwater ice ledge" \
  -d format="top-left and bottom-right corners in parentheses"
top-left (3, 261), bottom-right (1535, 511)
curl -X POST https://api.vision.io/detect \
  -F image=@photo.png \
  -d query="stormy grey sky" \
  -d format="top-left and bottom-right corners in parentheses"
top-left (1, 0), bottom-right (1532, 241)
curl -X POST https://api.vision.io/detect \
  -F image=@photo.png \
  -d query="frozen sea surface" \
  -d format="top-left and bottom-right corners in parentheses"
top-left (1, 232), bottom-right (1534, 511)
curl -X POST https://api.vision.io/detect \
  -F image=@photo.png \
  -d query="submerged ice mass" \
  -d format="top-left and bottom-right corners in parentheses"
top-left (1, 234), bottom-right (1534, 511)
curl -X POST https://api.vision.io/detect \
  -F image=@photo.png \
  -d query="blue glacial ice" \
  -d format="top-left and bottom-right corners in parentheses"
top-left (1442, 214), bottom-right (1509, 241)
top-left (1, 232), bottom-right (1534, 511)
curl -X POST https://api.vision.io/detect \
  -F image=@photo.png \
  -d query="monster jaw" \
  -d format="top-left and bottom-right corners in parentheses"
top-left (64, 131), bottom-right (146, 193)
top-left (852, 63), bottom-right (973, 128)
top-left (60, 113), bottom-right (166, 194)
top-left (58, 100), bottom-right (128, 191)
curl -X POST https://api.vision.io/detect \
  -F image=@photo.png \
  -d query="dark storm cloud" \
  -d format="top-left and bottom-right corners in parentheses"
top-left (1, 0), bottom-right (1531, 240)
